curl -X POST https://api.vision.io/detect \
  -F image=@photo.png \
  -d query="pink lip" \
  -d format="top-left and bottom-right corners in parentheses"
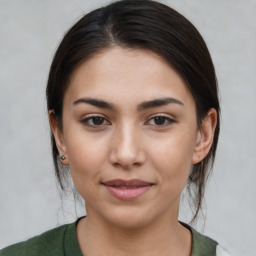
top-left (102, 179), bottom-right (153, 200)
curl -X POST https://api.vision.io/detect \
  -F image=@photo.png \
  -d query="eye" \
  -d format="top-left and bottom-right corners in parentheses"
top-left (81, 115), bottom-right (110, 128)
top-left (146, 115), bottom-right (176, 127)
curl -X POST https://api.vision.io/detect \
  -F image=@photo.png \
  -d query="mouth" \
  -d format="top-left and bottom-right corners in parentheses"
top-left (102, 179), bottom-right (153, 200)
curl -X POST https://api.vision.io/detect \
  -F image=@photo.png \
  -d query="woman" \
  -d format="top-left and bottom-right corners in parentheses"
top-left (0, 0), bottom-right (230, 255)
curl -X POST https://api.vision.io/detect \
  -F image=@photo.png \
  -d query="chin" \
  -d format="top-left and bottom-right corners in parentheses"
top-left (100, 206), bottom-right (157, 230)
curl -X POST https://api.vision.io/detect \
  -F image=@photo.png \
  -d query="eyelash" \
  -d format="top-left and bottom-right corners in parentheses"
top-left (80, 115), bottom-right (176, 128)
top-left (81, 115), bottom-right (111, 128)
top-left (146, 115), bottom-right (176, 127)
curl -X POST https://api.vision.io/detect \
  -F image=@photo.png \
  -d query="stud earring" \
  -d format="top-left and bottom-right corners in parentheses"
top-left (60, 155), bottom-right (66, 160)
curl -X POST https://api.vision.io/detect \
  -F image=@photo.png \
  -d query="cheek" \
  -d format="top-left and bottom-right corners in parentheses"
top-left (149, 129), bottom-right (197, 189)
top-left (64, 131), bottom-right (108, 196)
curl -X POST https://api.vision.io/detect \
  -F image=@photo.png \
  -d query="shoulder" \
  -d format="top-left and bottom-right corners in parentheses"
top-left (180, 222), bottom-right (218, 256)
top-left (190, 226), bottom-right (218, 255)
top-left (0, 223), bottom-right (71, 256)
top-left (186, 224), bottom-right (231, 256)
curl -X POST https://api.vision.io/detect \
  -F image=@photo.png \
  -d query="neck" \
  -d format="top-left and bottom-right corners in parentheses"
top-left (77, 212), bottom-right (191, 256)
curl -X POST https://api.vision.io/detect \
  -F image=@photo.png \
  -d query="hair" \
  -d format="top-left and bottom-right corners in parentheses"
top-left (46, 0), bottom-right (220, 222)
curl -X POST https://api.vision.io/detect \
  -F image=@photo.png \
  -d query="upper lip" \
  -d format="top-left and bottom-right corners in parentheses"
top-left (102, 179), bottom-right (153, 187)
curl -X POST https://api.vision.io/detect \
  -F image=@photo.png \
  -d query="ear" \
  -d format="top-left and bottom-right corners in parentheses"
top-left (192, 108), bottom-right (218, 164)
top-left (49, 110), bottom-right (69, 165)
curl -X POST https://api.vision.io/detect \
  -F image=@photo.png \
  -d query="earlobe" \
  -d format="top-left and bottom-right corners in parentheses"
top-left (192, 108), bottom-right (217, 164)
top-left (49, 110), bottom-right (69, 165)
top-left (59, 154), bottom-right (69, 165)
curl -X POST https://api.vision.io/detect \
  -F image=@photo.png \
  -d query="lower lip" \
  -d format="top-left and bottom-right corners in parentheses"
top-left (104, 185), bottom-right (152, 200)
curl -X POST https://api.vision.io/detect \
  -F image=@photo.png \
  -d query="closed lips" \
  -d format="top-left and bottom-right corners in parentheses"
top-left (102, 179), bottom-right (153, 187)
top-left (102, 179), bottom-right (153, 200)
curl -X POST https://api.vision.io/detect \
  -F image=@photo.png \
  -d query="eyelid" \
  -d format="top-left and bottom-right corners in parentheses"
top-left (145, 114), bottom-right (177, 126)
top-left (80, 114), bottom-right (111, 128)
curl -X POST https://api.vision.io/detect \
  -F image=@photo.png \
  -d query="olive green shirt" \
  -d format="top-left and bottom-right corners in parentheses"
top-left (0, 219), bottom-right (217, 256)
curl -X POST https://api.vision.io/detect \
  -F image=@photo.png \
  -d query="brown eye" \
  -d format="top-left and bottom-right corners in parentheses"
top-left (81, 115), bottom-right (110, 128)
top-left (92, 116), bottom-right (104, 125)
top-left (154, 116), bottom-right (166, 125)
top-left (146, 115), bottom-right (176, 127)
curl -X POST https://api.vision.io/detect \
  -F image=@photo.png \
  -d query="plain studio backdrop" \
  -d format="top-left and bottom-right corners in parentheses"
top-left (0, 0), bottom-right (255, 255)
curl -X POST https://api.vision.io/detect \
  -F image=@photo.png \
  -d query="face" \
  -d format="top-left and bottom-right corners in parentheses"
top-left (51, 46), bottom-right (215, 229)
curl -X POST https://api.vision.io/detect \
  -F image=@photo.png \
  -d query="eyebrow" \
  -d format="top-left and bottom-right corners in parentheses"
top-left (73, 98), bottom-right (115, 109)
top-left (137, 97), bottom-right (184, 111)
top-left (73, 97), bottom-right (184, 110)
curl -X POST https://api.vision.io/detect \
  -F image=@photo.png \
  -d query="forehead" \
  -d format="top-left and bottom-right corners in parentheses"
top-left (64, 46), bottom-right (194, 108)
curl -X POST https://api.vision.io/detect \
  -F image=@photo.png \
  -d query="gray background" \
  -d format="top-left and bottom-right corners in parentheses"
top-left (0, 1), bottom-right (255, 255)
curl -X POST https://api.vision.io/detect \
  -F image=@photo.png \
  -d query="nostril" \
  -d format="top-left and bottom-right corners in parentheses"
top-left (113, 162), bottom-right (120, 168)
top-left (112, 161), bottom-right (142, 170)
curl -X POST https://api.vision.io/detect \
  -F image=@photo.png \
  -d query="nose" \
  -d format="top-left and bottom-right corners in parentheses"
top-left (109, 124), bottom-right (146, 169)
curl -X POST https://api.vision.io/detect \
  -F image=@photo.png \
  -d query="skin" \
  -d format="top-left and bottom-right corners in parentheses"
top-left (50, 46), bottom-right (217, 256)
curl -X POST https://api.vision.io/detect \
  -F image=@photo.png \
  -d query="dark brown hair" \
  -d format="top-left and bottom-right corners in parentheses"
top-left (46, 0), bottom-right (220, 222)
